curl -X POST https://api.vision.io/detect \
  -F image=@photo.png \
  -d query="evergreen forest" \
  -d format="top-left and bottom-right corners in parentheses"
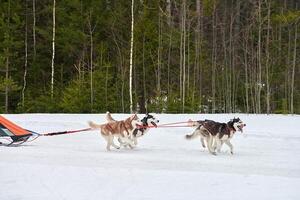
top-left (0, 0), bottom-right (299, 114)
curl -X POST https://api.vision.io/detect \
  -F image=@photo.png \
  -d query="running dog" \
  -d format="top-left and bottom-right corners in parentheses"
top-left (88, 114), bottom-right (139, 151)
top-left (105, 112), bottom-right (159, 146)
top-left (186, 118), bottom-right (246, 155)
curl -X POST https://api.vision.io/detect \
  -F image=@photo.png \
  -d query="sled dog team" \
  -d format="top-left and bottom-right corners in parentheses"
top-left (88, 112), bottom-right (246, 155)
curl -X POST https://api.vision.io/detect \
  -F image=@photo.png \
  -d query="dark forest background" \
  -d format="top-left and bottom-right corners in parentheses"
top-left (0, 0), bottom-right (299, 114)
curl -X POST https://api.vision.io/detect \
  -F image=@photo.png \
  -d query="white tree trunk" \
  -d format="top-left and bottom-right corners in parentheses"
top-left (22, 0), bottom-right (28, 107)
top-left (291, 23), bottom-right (297, 114)
top-left (5, 53), bottom-right (9, 113)
top-left (266, 2), bottom-right (271, 114)
top-left (157, 11), bottom-right (161, 96)
top-left (5, 0), bottom-right (11, 113)
top-left (180, 0), bottom-right (186, 113)
top-left (257, 0), bottom-right (262, 113)
top-left (129, 0), bottom-right (134, 113)
top-left (33, 0), bottom-right (36, 58)
top-left (167, 0), bottom-right (172, 97)
top-left (211, 4), bottom-right (216, 113)
top-left (89, 11), bottom-right (94, 111)
top-left (51, 0), bottom-right (55, 99)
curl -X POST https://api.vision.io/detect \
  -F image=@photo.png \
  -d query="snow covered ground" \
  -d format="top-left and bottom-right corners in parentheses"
top-left (1, 113), bottom-right (300, 200)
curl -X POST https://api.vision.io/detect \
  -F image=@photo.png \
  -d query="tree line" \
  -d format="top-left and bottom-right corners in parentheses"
top-left (0, 0), bottom-right (299, 114)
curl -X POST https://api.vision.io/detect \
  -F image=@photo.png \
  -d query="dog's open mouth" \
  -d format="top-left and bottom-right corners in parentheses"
top-left (237, 124), bottom-right (246, 133)
top-left (151, 121), bottom-right (157, 127)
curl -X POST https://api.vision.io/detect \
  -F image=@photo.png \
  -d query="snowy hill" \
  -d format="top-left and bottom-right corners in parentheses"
top-left (1, 114), bottom-right (299, 200)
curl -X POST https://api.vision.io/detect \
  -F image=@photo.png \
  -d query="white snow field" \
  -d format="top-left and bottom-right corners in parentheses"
top-left (1, 114), bottom-right (300, 200)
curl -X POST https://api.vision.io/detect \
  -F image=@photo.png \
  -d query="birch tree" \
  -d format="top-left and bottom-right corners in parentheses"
top-left (33, 0), bottom-right (36, 58)
top-left (88, 10), bottom-right (95, 111)
top-left (290, 21), bottom-right (298, 114)
top-left (51, 0), bottom-right (55, 99)
top-left (265, 1), bottom-right (271, 114)
top-left (129, 0), bottom-right (134, 113)
top-left (22, 0), bottom-right (28, 107)
top-left (257, 0), bottom-right (262, 113)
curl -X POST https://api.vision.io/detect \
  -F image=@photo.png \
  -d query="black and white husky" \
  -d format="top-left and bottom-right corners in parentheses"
top-left (186, 118), bottom-right (246, 155)
top-left (130, 113), bottom-right (159, 145)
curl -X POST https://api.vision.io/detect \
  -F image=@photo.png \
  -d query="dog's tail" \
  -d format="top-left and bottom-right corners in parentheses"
top-left (185, 130), bottom-right (200, 140)
top-left (88, 121), bottom-right (103, 129)
top-left (106, 111), bottom-right (116, 122)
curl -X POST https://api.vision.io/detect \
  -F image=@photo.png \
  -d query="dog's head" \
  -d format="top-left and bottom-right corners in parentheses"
top-left (231, 117), bottom-right (246, 133)
top-left (142, 113), bottom-right (159, 128)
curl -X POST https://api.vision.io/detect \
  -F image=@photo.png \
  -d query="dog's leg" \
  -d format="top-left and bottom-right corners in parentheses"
top-left (224, 140), bottom-right (234, 154)
top-left (214, 138), bottom-right (222, 153)
top-left (200, 137), bottom-right (206, 148)
top-left (212, 137), bottom-right (217, 151)
top-left (107, 135), bottom-right (115, 151)
top-left (117, 137), bottom-right (130, 148)
top-left (217, 141), bottom-right (224, 153)
top-left (118, 137), bottom-right (126, 145)
top-left (120, 136), bottom-right (135, 149)
top-left (207, 136), bottom-right (217, 155)
top-left (102, 135), bottom-right (111, 151)
top-left (133, 137), bottom-right (138, 145)
top-left (111, 136), bottom-right (120, 149)
top-left (118, 131), bottom-right (135, 148)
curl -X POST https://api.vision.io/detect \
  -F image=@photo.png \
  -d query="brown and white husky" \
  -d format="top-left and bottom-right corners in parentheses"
top-left (88, 114), bottom-right (139, 151)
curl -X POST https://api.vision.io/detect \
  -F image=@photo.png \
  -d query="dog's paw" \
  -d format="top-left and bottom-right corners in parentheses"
top-left (211, 152), bottom-right (217, 156)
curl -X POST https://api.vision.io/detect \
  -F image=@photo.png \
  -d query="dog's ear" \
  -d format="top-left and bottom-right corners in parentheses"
top-left (130, 113), bottom-right (137, 119)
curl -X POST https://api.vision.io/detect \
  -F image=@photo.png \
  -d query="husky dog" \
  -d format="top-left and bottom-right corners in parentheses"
top-left (88, 114), bottom-right (139, 151)
top-left (186, 118), bottom-right (246, 155)
top-left (105, 112), bottom-right (159, 146)
top-left (130, 113), bottom-right (159, 145)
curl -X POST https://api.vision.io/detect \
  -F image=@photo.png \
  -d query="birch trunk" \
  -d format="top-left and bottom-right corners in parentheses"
top-left (157, 11), bottom-right (161, 96)
top-left (88, 11), bottom-right (94, 111)
top-left (143, 34), bottom-right (147, 112)
top-left (51, 0), bottom-right (55, 99)
top-left (244, 29), bottom-right (249, 113)
top-left (290, 22), bottom-right (298, 114)
top-left (182, 0), bottom-right (186, 113)
top-left (257, 0), bottom-right (262, 113)
top-left (33, 0), bottom-right (36, 58)
top-left (5, 54), bottom-right (9, 113)
top-left (129, 0), bottom-right (134, 113)
top-left (166, 0), bottom-right (172, 99)
top-left (266, 1), bottom-right (271, 114)
top-left (22, 0), bottom-right (28, 107)
top-left (5, 0), bottom-right (11, 113)
top-left (211, 4), bottom-right (216, 113)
